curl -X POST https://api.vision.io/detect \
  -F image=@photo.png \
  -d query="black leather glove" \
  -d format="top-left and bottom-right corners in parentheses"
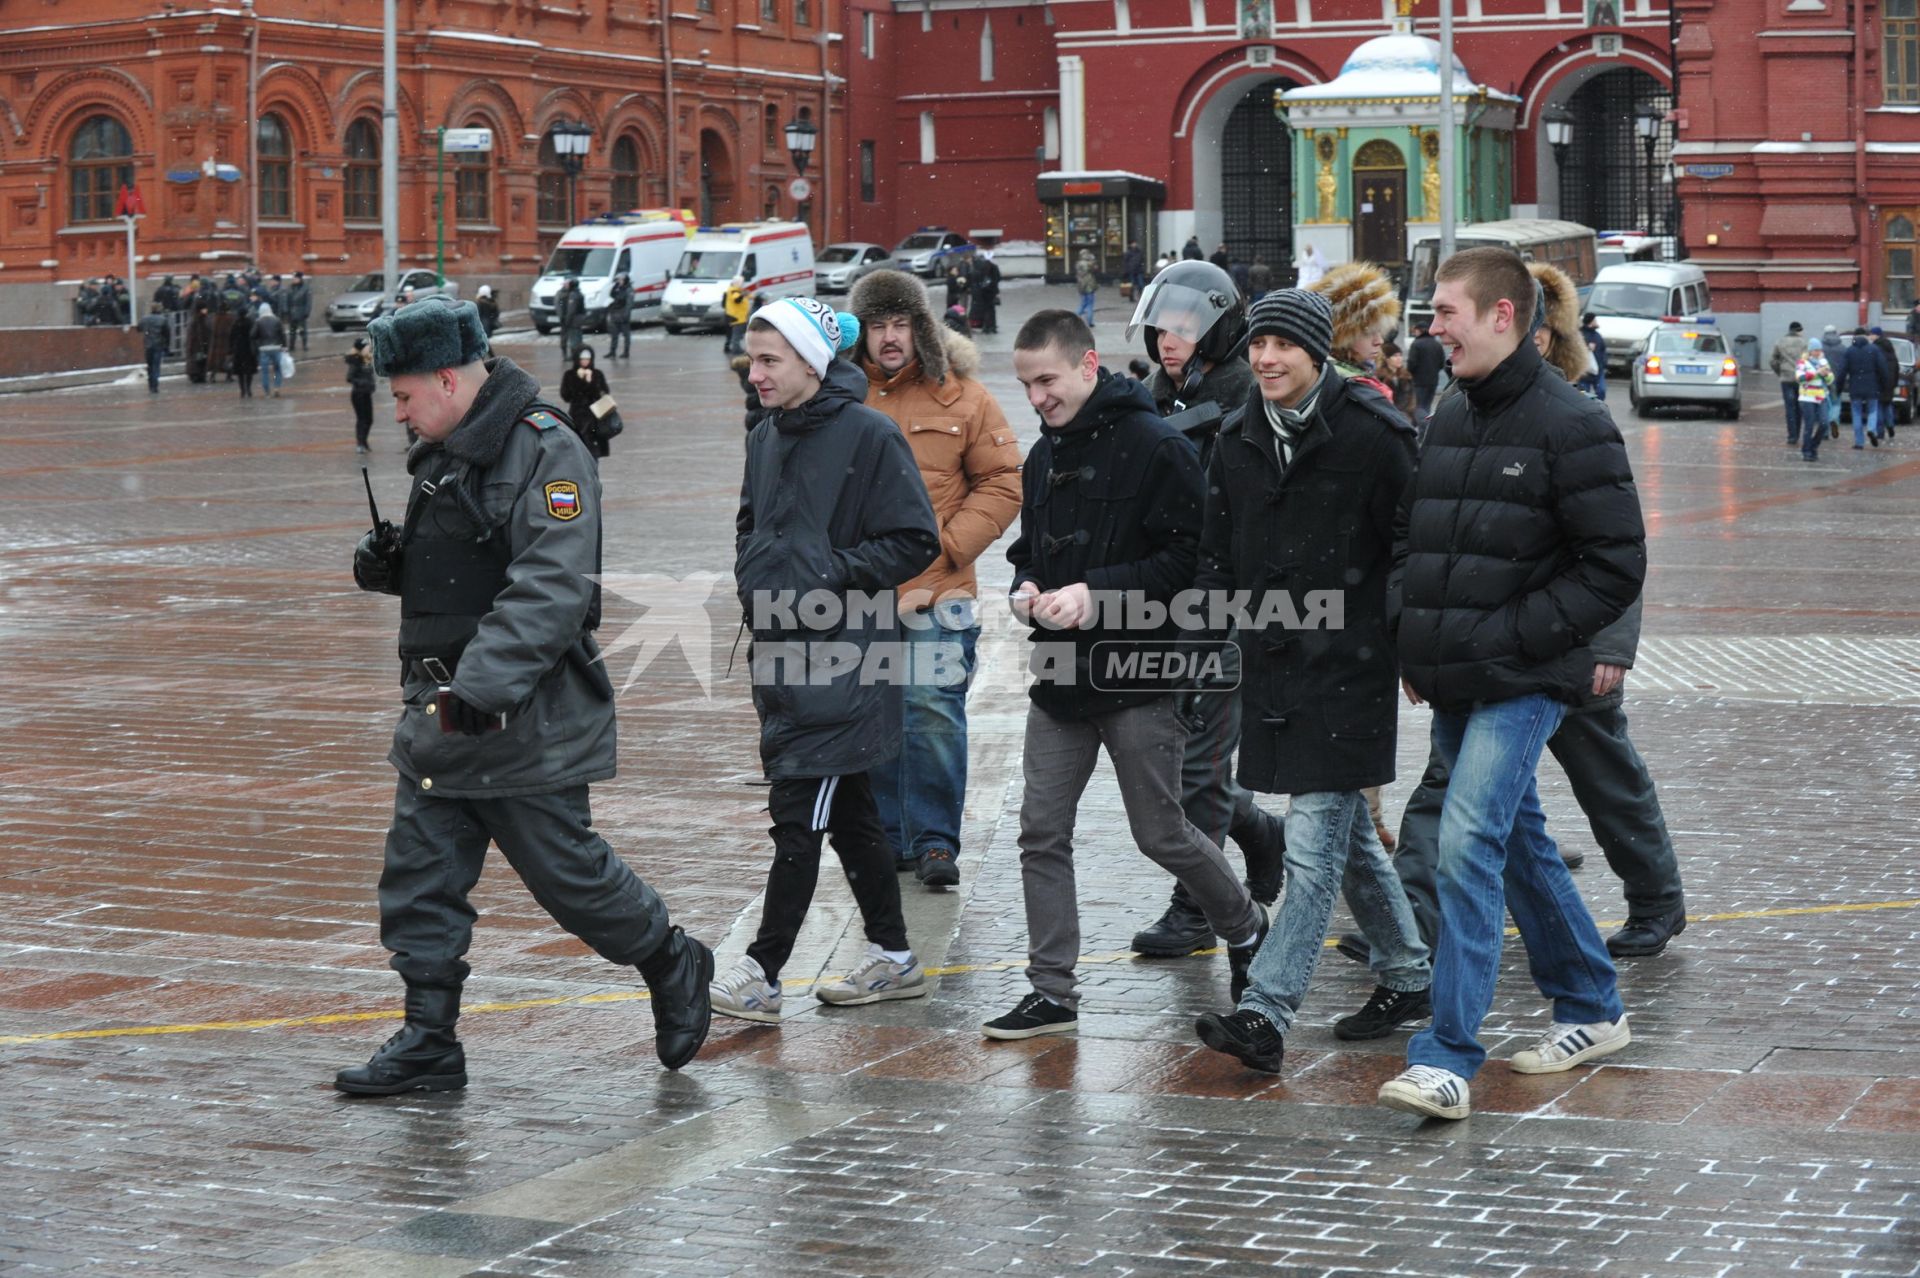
top-left (441, 690), bottom-right (498, 736)
top-left (353, 524), bottom-right (401, 594)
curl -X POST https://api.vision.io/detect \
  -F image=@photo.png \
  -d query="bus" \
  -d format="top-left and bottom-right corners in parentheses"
top-left (1403, 219), bottom-right (1599, 336)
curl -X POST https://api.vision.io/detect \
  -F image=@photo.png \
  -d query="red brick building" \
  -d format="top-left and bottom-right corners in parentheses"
top-left (0, 0), bottom-right (844, 323)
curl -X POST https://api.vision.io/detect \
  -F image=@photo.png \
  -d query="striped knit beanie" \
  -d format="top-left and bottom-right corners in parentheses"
top-left (1246, 288), bottom-right (1333, 367)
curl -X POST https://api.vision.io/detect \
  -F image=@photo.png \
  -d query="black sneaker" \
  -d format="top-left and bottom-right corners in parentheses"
top-left (1226, 902), bottom-right (1270, 1005)
top-left (1333, 985), bottom-right (1432, 1041)
top-left (982, 992), bottom-right (1077, 1041)
top-left (1229, 805), bottom-right (1287, 905)
top-left (1606, 906), bottom-right (1688, 958)
top-left (916, 847), bottom-right (959, 889)
top-left (1194, 1008), bottom-right (1285, 1074)
top-left (1130, 891), bottom-right (1213, 956)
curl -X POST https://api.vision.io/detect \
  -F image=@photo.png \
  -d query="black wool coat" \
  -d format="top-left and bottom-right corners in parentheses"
top-left (1197, 373), bottom-right (1416, 795)
top-left (1392, 339), bottom-right (1646, 711)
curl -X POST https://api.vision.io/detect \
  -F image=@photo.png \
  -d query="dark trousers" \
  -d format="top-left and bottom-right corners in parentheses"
top-left (606, 312), bottom-right (631, 357)
top-left (561, 326), bottom-right (585, 365)
top-left (746, 772), bottom-right (909, 982)
top-left (1780, 381), bottom-right (1802, 441)
top-left (724, 322), bottom-right (746, 355)
top-left (352, 387), bottom-right (374, 447)
top-left (378, 778), bottom-right (670, 990)
top-left (1392, 695), bottom-right (1684, 947)
top-left (289, 319), bottom-right (308, 353)
top-left (145, 349), bottom-right (163, 392)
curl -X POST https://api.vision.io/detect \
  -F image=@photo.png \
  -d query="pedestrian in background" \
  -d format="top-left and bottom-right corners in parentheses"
top-left (286, 271), bottom-right (312, 353)
top-left (1123, 240), bottom-right (1146, 299)
top-left (340, 295), bottom-right (714, 1094)
top-left (139, 301), bottom-right (170, 394)
top-left (1407, 321), bottom-right (1445, 420)
top-left (1074, 250), bottom-right (1098, 326)
top-left (474, 285), bottom-right (500, 337)
top-left (1797, 338), bottom-right (1834, 462)
top-left (1834, 327), bottom-right (1889, 448)
top-left (1578, 312), bottom-right (1608, 400)
top-left (944, 264), bottom-right (969, 314)
top-left (1294, 242), bottom-right (1327, 288)
top-left (1906, 300), bottom-right (1920, 339)
top-left (153, 275), bottom-right (180, 314)
top-left (1249, 257), bottom-right (1274, 301)
top-left (849, 269), bottom-right (1024, 889)
top-left (1382, 342), bottom-right (1416, 418)
top-left (266, 275), bottom-right (289, 323)
top-left (229, 304), bottom-right (257, 399)
top-left (1378, 247), bottom-right (1644, 1123)
top-left (254, 302), bottom-right (288, 399)
top-left (722, 275), bottom-right (751, 355)
top-left (969, 250), bottom-right (1001, 334)
top-left (1209, 243), bottom-right (1231, 272)
top-left (346, 337), bottom-right (376, 454)
top-left (185, 293), bottom-right (211, 384)
top-left (605, 273), bottom-right (633, 359)
top-left (559, 347), bottom-right (613, 462)
top-left (1182, 235), bottom-right (1204, 261)
top-left (1871, 326), bottom-right (1899, 440)
top-left (1769, 321), bottom-right (1809, 446)
top-left (556, 277), bottom-right (586, 365)
top-left (714, 297), bottom-right (941, 1025)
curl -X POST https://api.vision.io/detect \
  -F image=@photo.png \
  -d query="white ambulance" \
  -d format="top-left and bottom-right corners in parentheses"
top-left (660, 221), bottom-right (816, 334)
top-left (529, 209), bottom-right (694, 335)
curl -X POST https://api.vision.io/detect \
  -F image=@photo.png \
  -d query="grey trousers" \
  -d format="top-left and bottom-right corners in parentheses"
top-left (378, 778), bottom-right (671, 990)
top-left (1169, 683), bottom-right (1285, 906)
top-left (1393, 695), bottom-right (1685, 947)
top-left (1018, 696), bottom-right (1261, 1008)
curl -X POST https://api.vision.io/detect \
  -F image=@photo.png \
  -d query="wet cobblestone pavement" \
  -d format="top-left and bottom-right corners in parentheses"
top-left (2, 284), bottom-right (1917, 1276)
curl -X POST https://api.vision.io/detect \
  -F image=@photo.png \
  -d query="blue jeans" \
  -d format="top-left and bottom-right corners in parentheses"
top-left (1239, 790), bottom-right (1430, 1034)
top-left (1077, 291), bottom-right (1096, 323)
top-left (1780, 381), bottom-right (1802, 441)
top-left (868, 597), bottom-right (978, 863)
top-left (1852, 395), bottom-right (1879, 445)
top-left (1407, 694), bottom-right (1623, 1080)
top-left (258, 346), bottom-right (283, 395)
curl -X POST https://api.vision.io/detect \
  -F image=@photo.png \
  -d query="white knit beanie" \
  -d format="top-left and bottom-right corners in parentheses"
top-left (757, 297), bottom-right (860, 378)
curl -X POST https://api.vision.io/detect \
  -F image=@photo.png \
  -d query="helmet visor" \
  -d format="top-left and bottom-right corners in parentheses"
top-left (1127, 278), bottom-right (1231, 345)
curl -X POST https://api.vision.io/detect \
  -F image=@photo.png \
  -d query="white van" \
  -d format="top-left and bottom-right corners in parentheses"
top-left (529, 210), bottom-right (694, 335)
top-left (1587, 262), bottom-right (1713, 373)
top-left (660, 222), bottom-right (815, 334)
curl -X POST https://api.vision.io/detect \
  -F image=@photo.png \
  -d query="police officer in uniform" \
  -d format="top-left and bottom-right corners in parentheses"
top-left (342, 296), bottom-right (713, 1095)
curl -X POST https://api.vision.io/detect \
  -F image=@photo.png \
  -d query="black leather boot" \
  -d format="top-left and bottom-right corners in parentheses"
top-left (335, 986), bottom-right (466, 1096)
top-left (638, 926), bottom-right (714, 1071)
top-left (1229, 805), bottom-right (1287, 905)
top-left (1131, 886), bottom-right (1214, 956)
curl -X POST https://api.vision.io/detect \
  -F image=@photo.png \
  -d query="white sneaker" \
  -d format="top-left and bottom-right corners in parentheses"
top-left (709, 955), bottom-right (782, 1024)
top-left (1377, 1065), bottom-right (1472, 1121)
top-left (814, 946), bottom-right (928, 1006)
top-left (1510, 1014), bottom-right (1631, 1074)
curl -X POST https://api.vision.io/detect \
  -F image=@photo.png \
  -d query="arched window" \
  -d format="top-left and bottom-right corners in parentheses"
top-left (455, 118), bottom-right (491, 222)
top-left (764, 105), bottom-right (780, 151)
top-left (537, 132), bottom-right (568, 226)
top-left (1886, 212), bottom-right (1917, 310)
top-left (258, 112), bottom-right (292, 220)
top-left (764, 184), bottom-right (781, 219)
top-left (69, 115), bottom-right (134, 224)
top-left (611, 135), bottom-right (642, 211)
top-left (344, 117), bottom-right (380, 222)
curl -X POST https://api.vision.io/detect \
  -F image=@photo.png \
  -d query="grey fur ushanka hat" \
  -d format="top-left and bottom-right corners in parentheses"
top-left (367, 295), bottom-right (490, 378)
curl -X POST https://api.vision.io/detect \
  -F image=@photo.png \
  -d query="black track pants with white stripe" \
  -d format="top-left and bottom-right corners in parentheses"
top-left (746, 772), bottom-right (910, 983)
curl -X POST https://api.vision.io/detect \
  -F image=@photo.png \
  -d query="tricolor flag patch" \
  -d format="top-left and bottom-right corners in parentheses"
top-left (544, 480), bottom-right (582, 521)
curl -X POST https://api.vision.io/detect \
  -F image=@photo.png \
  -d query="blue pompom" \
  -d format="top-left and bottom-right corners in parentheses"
top-left (835, 311), bottom-right (861, 354)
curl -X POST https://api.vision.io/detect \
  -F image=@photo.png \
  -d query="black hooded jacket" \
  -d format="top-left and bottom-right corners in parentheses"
top-left (736, 360), bottom-right (941, 780)
top-left (1146, 356), bottom-right (1257, 471)
top-left (1392, 338), bottom-right (1646, 711)
top-left (1007, 369), bottom-right (1206, 720)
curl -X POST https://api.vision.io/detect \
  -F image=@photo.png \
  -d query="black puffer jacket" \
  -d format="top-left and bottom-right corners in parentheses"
top-left (736, 360), bottom-right (941, 780)
top-left (1007, 369), bottom-right (1205, 720)
top-left (1393, 339), bottom-right (1645, 711)
top-left (1199, 372), bottom-right (1415, 793)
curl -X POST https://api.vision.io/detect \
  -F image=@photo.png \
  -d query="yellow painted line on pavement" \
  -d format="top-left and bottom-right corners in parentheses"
top-left (2, 895), bottom-right (1915, 1047)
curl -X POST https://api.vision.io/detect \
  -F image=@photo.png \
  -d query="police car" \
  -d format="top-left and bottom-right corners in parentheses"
top-left (891, 228), bottom-right (973, 277)
top-left (1629, 317), bottom-right (1743, 420)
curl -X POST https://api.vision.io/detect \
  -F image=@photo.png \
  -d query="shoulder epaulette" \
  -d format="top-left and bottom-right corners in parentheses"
top-left (521, 407), bottom-right (566, 432)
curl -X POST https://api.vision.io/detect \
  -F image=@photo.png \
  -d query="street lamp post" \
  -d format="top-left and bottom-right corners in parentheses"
top-left (783, 113), bottom-right (818, 230)
top-left (1543, 103), bottom-right (1575, 218)
top-left (1634, 102), bottom-right (1662, 242)
top-left (551, 120), bottom-right (593, 227)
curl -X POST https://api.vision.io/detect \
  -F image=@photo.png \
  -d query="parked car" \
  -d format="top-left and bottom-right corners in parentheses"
top-left (1630, 319), bottom-right (1741, 420)
top-left (327, 269), bottom-right (458, 331)
top-left (891, 228), bottom-right (972, 277)
top-left (661, 221), bottom-right (815, 334)
top-left (815, 242), bottom-right (891, 294)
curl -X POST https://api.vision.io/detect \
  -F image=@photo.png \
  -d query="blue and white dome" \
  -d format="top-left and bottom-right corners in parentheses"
top-left (1283, 33), bottom-right (1515, 104)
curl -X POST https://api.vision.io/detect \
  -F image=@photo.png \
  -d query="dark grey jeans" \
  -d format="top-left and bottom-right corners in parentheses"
top-left (1393, 694), bottom-right (1685, 946)
top-left (1017, 696), bottom-right (1261, 1009)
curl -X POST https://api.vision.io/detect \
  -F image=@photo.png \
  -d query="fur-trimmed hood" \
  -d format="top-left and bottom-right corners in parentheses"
top-left (850, 268), bottom-right (953, 384)
top-left (1529, 262), bottom-right (1592, 383)
top-left (1310, 261), bottom-right (1402, 357)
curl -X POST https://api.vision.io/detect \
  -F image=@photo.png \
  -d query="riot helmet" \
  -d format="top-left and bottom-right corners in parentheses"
top-left (1126, 260), bottom-right (1246, 368)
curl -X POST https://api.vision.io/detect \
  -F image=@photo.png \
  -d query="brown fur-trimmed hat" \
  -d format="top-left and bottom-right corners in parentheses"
top-left (1528, 262), bottom-right (1589, 383)
top-left (849, 268), bottom-right (952, 383)
top-left (1310, 260), bottom-right (1402, 357)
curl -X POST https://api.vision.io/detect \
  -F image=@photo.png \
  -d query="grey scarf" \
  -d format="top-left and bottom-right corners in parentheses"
top-left (1263, 364), bottom-right (1330, 468)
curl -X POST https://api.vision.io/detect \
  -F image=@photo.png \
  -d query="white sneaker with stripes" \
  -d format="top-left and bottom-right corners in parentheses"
top-left (1509, 1014), bottom-right (1631, 1074)
top-left (814, 946), bottom-right (927, 1006)
top-left (1378, 1065), bottom-right (1472, 1121)
top-left (710, 955), bottom-right (783, 1024)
